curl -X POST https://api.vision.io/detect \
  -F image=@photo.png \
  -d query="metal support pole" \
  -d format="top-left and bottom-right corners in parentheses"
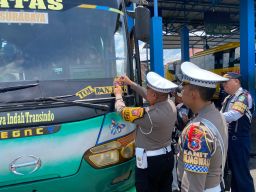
top-left (240, 0), bottom-right (255, 99)
top-left (180, 25), bottom-right (190, 62)
top-left (150, 0), bottom-right (164, 76)
top-left (154, 0), bottom-right (158, 16)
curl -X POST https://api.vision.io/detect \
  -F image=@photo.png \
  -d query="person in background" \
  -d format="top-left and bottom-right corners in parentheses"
top-left (175, 86), bottom-right (194, 132)
top-left (114, 72), bottom-right (177, 192)
top-left (177, 62), bottom-right (229, 192)
top-left (172, 86), bottom-right (193, 192)
top-left (215, 84), bottom-right (228, 110)
top-left (221, 72), bottom-right (255, 192)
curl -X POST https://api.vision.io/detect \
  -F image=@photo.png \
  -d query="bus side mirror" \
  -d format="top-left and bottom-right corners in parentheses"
top-left (134, 6), bottom-right (150, 43)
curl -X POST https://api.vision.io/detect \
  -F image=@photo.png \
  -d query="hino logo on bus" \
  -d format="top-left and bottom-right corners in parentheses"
top-left (9, 155), bottom-right (41, 175)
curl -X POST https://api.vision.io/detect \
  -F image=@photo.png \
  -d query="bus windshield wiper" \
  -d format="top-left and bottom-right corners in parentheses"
top-left (38, 97), bottom-right (109, 111)
top-left (6, 95), bottom-right (109, 111)
top-left (0, 83), bottom-right (39, 93)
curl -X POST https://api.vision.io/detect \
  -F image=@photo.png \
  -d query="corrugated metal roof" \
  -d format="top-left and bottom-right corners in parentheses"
top-left (146, 0), bottom-right (247, 49)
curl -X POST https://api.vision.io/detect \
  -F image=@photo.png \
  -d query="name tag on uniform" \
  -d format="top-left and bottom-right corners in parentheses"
top-left (135, 148), bottom-right (148, 169)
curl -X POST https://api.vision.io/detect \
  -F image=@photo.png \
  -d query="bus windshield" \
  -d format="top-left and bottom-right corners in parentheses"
top-left (0, 0), bottom-right (127, 82)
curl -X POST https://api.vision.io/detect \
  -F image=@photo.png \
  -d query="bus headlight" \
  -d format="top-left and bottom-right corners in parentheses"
top-left (89, 150), bottom-right (119, 167)
top-left (120, 141), bottom-right (134, 159)
top-left (84, 132), bottom-right (135, 168)
top-left (90, 141), bottom-right (121, 153)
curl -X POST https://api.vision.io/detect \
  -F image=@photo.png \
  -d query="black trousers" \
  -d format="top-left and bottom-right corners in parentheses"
top-left (227, 136), bottom-right (255, 192)
top-left (135, 151), bottom-right (174, 192)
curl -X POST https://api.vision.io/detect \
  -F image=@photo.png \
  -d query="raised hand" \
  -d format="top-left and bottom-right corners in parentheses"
top-left (114, 85), bottom-right (123, 96)
top-left (119, 75), bottom-right (133, 86)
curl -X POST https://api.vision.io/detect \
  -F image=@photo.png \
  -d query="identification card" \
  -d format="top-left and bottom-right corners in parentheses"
top-left (135, 148), bottom-right (148, 169)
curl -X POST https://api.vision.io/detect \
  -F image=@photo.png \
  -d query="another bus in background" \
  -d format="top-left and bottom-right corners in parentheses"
top-left (190, 42), bottom-right (240, 76)
top-left (165, 42), bottom-right (241, 80)
top-left (165, 60), bottom-right (179, 82)
top-left (164, 42), bottom-right (243, 106)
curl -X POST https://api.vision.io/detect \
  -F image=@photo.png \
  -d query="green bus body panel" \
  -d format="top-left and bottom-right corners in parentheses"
top-left (0, 116), bottom-right (103, 186)
top-left (0, 112), bottom-right (136, 190)
top-left (0, 159), bottom-right (135, 192)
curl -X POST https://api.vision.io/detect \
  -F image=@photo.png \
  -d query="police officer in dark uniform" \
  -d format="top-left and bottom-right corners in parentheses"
top-left (221, 72), bottom-right (255, 192)
top-left (114, 72), bottom-right (177, 192)
top-left (177, 62), bottom-right (229, 192)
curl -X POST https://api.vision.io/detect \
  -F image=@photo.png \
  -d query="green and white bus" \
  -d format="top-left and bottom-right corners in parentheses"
top-left (0, 0), bottom-right (147, 191)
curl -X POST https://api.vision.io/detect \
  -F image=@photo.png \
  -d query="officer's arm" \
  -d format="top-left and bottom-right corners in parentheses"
top-left (114, 76), bottom-right (147, 101)
top-left (181, 123), bottom-right (213, 192)
top-left (182, 171), bottom-right (207, 192)
top-left (115, 96), bottom-right (126, 113)
top-left (114, 84), bottom-right (126, 113)
top-left (116, 101), bottom-right (153, 133)
top-left (130, 82), bottom-right (147, 100)
top-left (114, 85), bottom-right (151, 132)
top-left (222, 110), bottom-right (242, 123)
top-left (222, 94), bottom-right (249, 123)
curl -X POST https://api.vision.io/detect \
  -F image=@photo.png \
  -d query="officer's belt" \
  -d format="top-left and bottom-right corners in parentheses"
top-left (145, 145), bottom-right (171, 157)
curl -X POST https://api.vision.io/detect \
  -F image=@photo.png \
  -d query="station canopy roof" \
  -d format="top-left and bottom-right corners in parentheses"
top-left (146, 0), bottom-right (243, 49)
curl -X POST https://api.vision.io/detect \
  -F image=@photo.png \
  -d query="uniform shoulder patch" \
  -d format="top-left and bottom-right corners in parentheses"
top-left (238, 95), bottom-right (246, 102)
top-left (181, 122), bottom-right (213, 174)
top-left (121, 107), bottom-right (144, 122)
top-left (232, 94), bottom-right (248, 114)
